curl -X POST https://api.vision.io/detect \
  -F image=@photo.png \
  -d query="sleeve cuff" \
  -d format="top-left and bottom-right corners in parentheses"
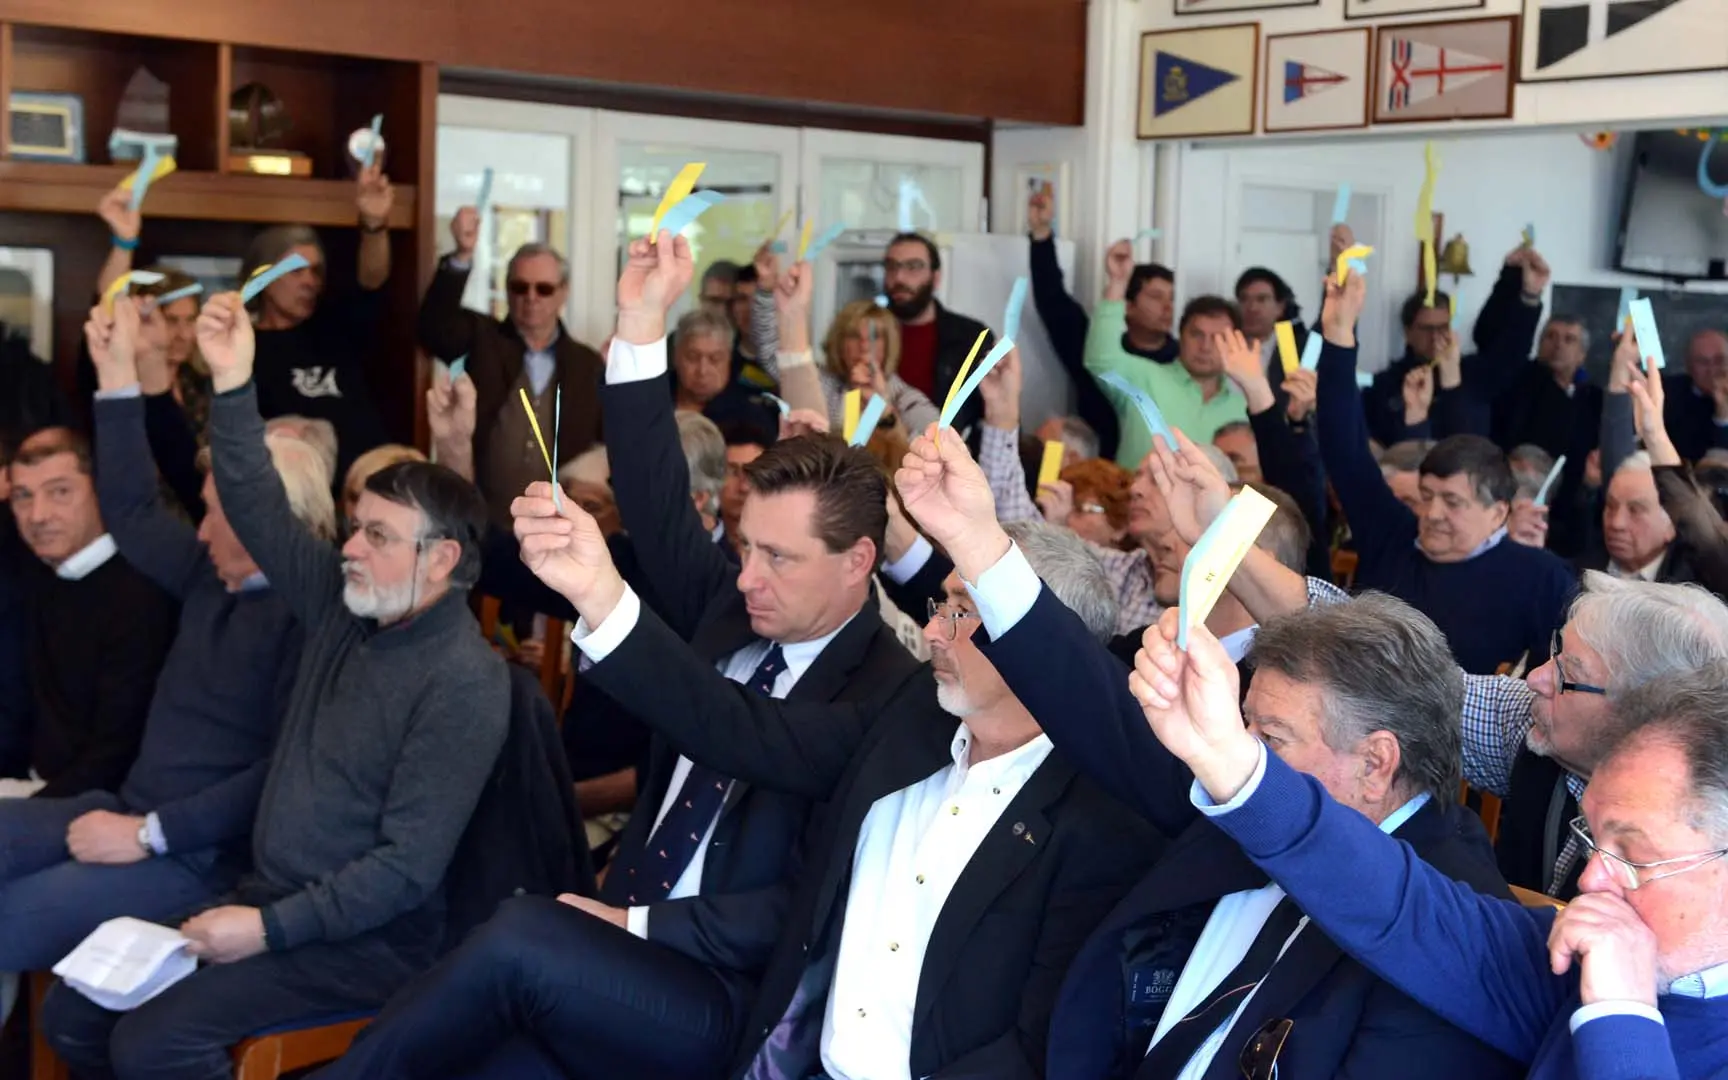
top-left (776, 349), bottom-right (815, 370)
top-left (94, 383), bottom-right (143, 401)
top-left (963, 541), bottom-right (1042, 641)
top-left (605, 336), bottom-right (669, 385)
top-left (143, 811), bottom-right (169, 855)
top-left (627, 905), bottom-right (650, 940)
top-left (1191, 742), bottom-right (1269, 816)
top-left (569, 586), bottom-right (643, 663)
top-left (882, 534), bottom-right (933, 584)
top-left (1569, 1001), bottom-right (1664, 1034)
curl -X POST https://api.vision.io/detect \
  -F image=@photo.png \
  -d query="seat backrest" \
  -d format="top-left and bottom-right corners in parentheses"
top-left (1509, 884), bottom-right (1566, 910)
top-left (440, 664), bottom-right (595, 950)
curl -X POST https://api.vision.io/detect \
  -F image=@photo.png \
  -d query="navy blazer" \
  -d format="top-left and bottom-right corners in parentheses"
top-left (976, 585), bottom-right (1520, 1080)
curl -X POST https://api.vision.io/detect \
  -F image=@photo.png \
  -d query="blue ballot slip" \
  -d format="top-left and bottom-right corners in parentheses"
top-left (1616, 287), bottom-right (1637, 330)
top-left (939, 337), bottom-right (1016, 433)
top-left (1628, 298), bottom-right (1666, 370)
top-left (449, 356), bottom-right (468, 382)
top-left (475, 167), bottom-right (494, 218)
top-left (849, 394), bottom-right (888, 446)
top-left (1002, 277), bottom-right (1029, 344)
top-left (1177, 487), bottom-right (1277, 651)
top-left (802, 223), bottom-right (847, 263)
top-left (1534, 455), bottom-right (1567, 507)
top-left (874, 294), bottom-right (890, 308)
top-left (1331, 184), bottom-right (1351, 225)
top-left (762, 392), bottom-right (791, 416)
top-left (129, 144), bottom-right (167, 212)
top-left (1097, 371), bottom-right (1175, 449)
top-left (1298, 332), bottom-right (1323, 371)
top-left (359, 114), bottom-right (384, 170)
top-left (655, 190), bottom-right (725, 238)
top-left (240, 254), bottom-right (311, 303)
top-left (156, 282), bottom-right (203, 305)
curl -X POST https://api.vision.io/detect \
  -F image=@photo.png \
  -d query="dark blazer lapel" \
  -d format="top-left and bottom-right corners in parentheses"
top-left (782, 603), bottom-right (884, 707)
top-left (910, 753), bottom-right (1074, 1034)
top-left (1134, 820), bottom-right (1272, 915)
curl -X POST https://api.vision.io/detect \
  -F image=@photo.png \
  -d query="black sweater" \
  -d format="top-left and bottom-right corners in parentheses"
top-left (252, 289), bottom-right (389, 483)
top-left (24, 549), bottom-right (177, 797)
top-left (94, 394), bottom-right (303, 854)
top-left (209, 383), bottom-right (508, 951)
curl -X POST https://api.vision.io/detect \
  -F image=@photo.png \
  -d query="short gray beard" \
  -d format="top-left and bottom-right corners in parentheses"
top-left (342, 561), bottom-right (419, 621)
top-left (935, 680), bottom-right (977, 719)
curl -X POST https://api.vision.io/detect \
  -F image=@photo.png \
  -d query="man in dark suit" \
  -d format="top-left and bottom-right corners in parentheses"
top-left (418, 209), bottom-right (605, 529)
top-left (900, 428), bottom-right (1520, 1080)
top-left (320, 234), bottom-right (922, 1080)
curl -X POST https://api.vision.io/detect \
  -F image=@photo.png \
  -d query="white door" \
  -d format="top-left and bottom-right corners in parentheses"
top-left (799, 129), bottom-right (986, 235)
top-left (590, 112), bottom-right (802, 337)
top-left (436, 96), bottom-right (596, 338)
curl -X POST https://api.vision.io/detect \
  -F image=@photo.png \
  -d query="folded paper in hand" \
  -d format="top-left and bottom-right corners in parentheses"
top-left (54, 917), bottom-right (196, 1012)
top-left (1178, 487), bottom-right (1277, 651)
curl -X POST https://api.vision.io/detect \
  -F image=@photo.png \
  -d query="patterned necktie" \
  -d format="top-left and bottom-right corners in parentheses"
top-left (604, 644), bottom-right (787, 905)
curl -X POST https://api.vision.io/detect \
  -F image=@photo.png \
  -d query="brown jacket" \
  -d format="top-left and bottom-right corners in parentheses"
top-left (417, 258), bottom-right (604, 476)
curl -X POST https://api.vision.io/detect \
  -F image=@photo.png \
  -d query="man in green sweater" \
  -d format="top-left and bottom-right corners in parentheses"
top-left (1086, 238), bottom-right (1249, 469)
top-left (41, 292), bottom-right (510, 1080)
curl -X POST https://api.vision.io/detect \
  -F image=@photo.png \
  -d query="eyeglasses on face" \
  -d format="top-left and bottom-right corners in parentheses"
top-left (1550, 628), bottom-right (1608, 696)
top-left (883, 258), bottom-right (929, 275)
top-left (1568, 815), bottom-right (1728, 890)
top-left (926, 598), bottom-right (979, 641)
top-left (507, 279), bottom-right (560, 298)
top-left (345, 520), bottom-right (438, 552)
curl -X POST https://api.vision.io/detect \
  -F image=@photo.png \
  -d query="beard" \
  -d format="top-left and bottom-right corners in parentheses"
top-left (935, 677), bottom-right (976, 719)
top-left (342, 561), bottom-right (419, 621)
top-left (886, 282), bottom-right (935, 322)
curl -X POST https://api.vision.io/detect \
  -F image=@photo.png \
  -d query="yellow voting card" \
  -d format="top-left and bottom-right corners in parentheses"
top-left (1334, 245), bottom-right (1374, 286)
top-left (119, 154), bottom-right (176, 192)
top-left (797, 219), bottom-right (815, 261)
top-left (649, 163), bottom-right (705, 238)
top-left (1274, 321), bottom-right (1299, 376)
top-left (842, 389), bottom-right (862, 443)
top-left (1178, 487), bottom-right (1277, 650)
top-left (934, 329), bottom-right (990, 448)
top-left (1037, 441), bottom-right (1065, 488)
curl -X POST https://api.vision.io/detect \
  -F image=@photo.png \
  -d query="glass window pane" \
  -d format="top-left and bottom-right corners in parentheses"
top-left (436, 126), bottom-right (572, 320)
top-left (816, 161), bottom-right (967, 233)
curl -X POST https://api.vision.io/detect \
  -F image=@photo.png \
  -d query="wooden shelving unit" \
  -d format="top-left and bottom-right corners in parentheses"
top-left (0, 19), bottom-right (436, 445)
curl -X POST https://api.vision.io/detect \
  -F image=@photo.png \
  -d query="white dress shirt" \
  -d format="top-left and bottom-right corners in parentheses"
top-left (56, 534), bottom-right (118, 581)
top-left (570, 586), bottom-right (851, 936)
top-left (1608, 550), bottom-right (1667, 582)
top-left (819, 724), bottom-right (1055, 1080)
top-left (606, 335), bottom-right (669, 385)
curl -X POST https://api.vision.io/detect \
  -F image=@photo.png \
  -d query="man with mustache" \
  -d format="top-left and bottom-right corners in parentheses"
top-left (880, 233), bottom-right (993, 434)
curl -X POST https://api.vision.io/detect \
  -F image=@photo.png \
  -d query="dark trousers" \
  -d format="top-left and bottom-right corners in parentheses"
top-left (41, 927), bottom-right (428, 1080)
top-left (0, 792), bottom-right (234, 971)
top-left (313, 895), bottom-right (739, 1080)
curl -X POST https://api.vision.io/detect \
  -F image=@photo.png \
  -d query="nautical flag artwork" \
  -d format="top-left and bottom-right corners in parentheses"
top-left (1343, 0), bottom-right (1488, 18)
top-left (1264, 29), bottom-right (1371, 132)
top-left (1372, 17), bottom-right (1516, 123)
top-left (1138, 24), bottom-right (1261, 139)
top-left (1520, 0), bottom-right (1726, 82)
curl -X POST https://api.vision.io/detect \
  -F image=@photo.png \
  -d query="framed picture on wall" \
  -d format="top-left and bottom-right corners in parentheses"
top-left (1174, 0), bottom-right (1316, 16)
top-left (1344, 0), bottom-right (1484, 20)
top-left (1520, 0), bottom-right (1728, 82)
top-left (1263, 29), bottom-right (1372, 132)
top-left (1138, 23), bottom-right (1261, 140)
top-left (1012, 162), bottom-right (1071, 235)
top-left (1371, 16), bottom-right (1516, 124)
top-left (0, 247), bottom-right (55, 361)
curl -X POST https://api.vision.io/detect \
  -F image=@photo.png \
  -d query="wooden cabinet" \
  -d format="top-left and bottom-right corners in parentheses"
top-left (0, 21), bottom-right (435, 447)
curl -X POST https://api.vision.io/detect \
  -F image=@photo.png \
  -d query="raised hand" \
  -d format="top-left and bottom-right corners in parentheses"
top-left (895, 424), bottom-right (1006, 579)
top-left (1129, 608), bottom-right (1258, 801)
top-left (1508, 498), bottom-right (1550, 549)
top-left (1321, 265), bottom-right (1366, 347)
top-left (1284, 367), bottom-right (1318, 423)
top-left (1035, 477), bottom-right (1074, 525)
top-left (1434, 327), bottom-right (1463, 390)
top-left (97, 185), bottom-right (142, 245)
top-left (616, 233), bottom-right (696, 343)
top-left (195, 293), bottom-right (255, 393)
top-left (1328, 223), bottom-right (1356, 267)
top-left (1626, 360), bottom-right (1679, 466)
top-left (1402, 364), bottom-right (1435, 426)
top-left (426, 365), bottom-right (478, 448)
top-left (84, 302), bottom-right (124, 388)
top-left (1548, 892), bottom-right (1660, 1008)
top-left (513, 480), bottom-right (626, 623)
top-left (1103, 239), bottom-right (1135, 300)
top-left (1027, 189), bottom-right (1054, 242)
top-left (357, 162), bottom-right (395, 230)
top-left (1520, 248), bottom-right (1552, 296)
top-left (977, 345), bottom-right (1023, 428)
top-left (450, 206), bottom-right (479, 260)
top-left (1146, 426), bottom-right (1231, 546)
top-left (779, 407), bottom-right (829, 442)
top-left (1217, 329), bottom-right (1271, 412)
top-left (753, 240), bottom-right (780, 294)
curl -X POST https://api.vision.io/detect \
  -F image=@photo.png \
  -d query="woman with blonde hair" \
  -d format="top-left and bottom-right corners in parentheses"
top-left (816, 300), bottom-right (939, 440)
top-left (342, 444), bottom-right (427, 526)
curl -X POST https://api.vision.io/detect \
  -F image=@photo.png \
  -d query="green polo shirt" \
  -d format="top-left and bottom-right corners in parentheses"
top-left (1084, 300), bottom-right (1248, 468)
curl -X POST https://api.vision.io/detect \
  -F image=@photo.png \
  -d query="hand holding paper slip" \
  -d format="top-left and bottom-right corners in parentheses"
top-left (1334, 245), bottom-right (1373, 286)
top-left (1533, 455), bottom-right (1566, 507)
top-left (54, 917), bottom-right (196, 1012)
top-left (1628, 298), bottom-right (1666, 370)
top-left (1097, 371), bottom-right (1176, 451)
top-left (240, 254), bottom-right (311, 304)
top-left (649, 163), bottom-right (706, 238)
top-left (1177, 486), bottom-right (1278, 651)
top-left (102, 270), bottom-right (166, 309)
top-left (849, 394), bottom-right (888, 447)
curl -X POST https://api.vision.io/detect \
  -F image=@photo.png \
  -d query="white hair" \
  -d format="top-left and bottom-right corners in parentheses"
top-left (1198, 443), bottom-right (1239, 486)
top-left (676, 411), bottom-right (726, 516)
top-left (265, 415), bottom-right (338, 483)
top-left (1005, 519), bottom-right (1117, 642)
top-left (1570, 572), bottom-right (1728, 697)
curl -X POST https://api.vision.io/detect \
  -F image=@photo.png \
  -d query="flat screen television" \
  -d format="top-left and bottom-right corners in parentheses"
top-left (1615, 131), bottom-right (1728, 283)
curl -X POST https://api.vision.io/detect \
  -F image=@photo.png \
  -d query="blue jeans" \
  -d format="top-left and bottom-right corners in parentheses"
top-left (0, 792), bottom-right (233, 971)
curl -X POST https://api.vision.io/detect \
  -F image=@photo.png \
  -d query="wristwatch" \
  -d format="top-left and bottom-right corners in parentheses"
top-left (137, 820), bottom-right (153, 857)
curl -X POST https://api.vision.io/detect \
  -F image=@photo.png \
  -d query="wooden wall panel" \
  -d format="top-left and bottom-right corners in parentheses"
top-left (0, 0), bottom-right (1086, 123)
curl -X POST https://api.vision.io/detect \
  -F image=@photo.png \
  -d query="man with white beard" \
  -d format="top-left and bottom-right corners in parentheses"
top-left (40, 291), bottom-right (510, 1080)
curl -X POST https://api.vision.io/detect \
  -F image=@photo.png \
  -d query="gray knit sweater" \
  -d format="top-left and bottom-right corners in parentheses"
top-left (209, 383), bottom-right (508, 950)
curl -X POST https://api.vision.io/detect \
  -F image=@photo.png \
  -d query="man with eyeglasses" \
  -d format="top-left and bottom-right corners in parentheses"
top-left (420, 205), bottom-right (606, 529)
top-left (1359, 245), bottom-right (1550, 449)
top-left (881, 232), bottom-right (993, 432)
top-left (1139, 627), bottom-right (1728, 1080)
top-left (40, 291), bottom-right (511, 1080)
top-left (1459, 571), bottom-right (1728, 901)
